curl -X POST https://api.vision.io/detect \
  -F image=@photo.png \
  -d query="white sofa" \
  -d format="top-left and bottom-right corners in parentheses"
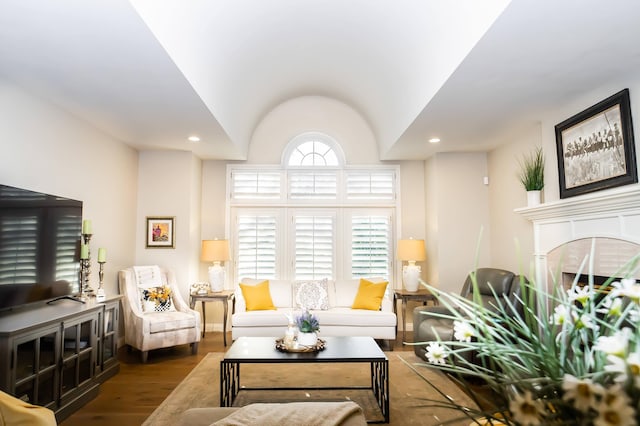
top-left (231, 278), bottom-right (397, 344)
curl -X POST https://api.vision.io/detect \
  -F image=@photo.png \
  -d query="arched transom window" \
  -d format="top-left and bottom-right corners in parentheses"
top-left (284, 132), bottom-right (344, 167)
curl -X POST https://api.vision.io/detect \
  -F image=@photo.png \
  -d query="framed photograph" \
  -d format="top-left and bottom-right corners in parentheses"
top-left (555, 88), bottom-right (637, 199)
top-left (146, 216), bottom-right (175, 248)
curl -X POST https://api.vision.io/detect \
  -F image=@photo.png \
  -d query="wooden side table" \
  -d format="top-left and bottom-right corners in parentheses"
top-left (393, 288), bottom-right (438, 345)
top-left (189, 290), bottom-right (235, 346)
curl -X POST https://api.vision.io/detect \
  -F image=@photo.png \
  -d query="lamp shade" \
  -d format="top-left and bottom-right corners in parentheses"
top-left (397, 239), bottom-right (426, 261)
top-left (201, 239), bottom-right (230, 263)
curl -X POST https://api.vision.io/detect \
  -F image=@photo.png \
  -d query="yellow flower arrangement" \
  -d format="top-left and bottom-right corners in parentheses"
top-left (143, 286), bottom-right (172, 305)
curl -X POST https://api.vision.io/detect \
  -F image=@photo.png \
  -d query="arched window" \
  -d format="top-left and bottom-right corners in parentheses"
top-left (283, 132), bottom-right (344, 167)
top-left (230, 132), bottom-right (397, 283)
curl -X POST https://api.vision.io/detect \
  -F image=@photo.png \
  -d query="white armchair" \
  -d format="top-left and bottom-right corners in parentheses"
top-left (118, 266), bottom-right (201, 363)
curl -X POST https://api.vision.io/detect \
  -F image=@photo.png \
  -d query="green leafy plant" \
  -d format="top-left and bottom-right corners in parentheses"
top-left (518, 147), bottom-right (545, 191)
top-left (407, 246), bottom-right (640, 425)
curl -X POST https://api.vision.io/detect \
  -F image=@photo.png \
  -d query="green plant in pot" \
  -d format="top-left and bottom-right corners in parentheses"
top-left (518, 146), bottom-right (545, 206)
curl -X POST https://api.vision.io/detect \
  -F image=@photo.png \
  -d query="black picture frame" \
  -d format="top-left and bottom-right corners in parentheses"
top-left (555, 88), bottom-right (637, 199)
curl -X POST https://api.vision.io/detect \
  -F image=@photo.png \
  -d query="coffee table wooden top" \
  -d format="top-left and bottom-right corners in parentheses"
top-left (223, 336), bottom-right (386, 363)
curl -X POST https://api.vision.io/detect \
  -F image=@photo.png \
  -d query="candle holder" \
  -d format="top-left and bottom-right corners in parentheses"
top-left (80, 233), bottom-right (95, 298)
top-left (96, 261), bottom-right (106, 302)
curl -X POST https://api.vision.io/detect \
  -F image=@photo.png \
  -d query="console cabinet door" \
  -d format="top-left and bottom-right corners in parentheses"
top-left (96, 300), bottom-right (119, 378)
top-left (60, 311), bottom-right (97, 405)
top-left (10, 325), bottom-right (60, 411)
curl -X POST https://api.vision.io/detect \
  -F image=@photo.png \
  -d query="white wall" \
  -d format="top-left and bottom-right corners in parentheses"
top-left (425, 152), bottom-right (491, 293)
top-left (135, 150), bottom-right (202, 297)
top-left (0, 81), bottom-right (139, 297)
top-left (487, 123), bottom-right (540, 276)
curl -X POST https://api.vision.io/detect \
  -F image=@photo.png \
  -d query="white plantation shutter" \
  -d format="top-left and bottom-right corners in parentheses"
top-left (289, 171), bottom-right (337, 200)
top-left (231, 171), bottom-right (281, 200)
top-left (346, 170), bottom-right (395, 200)
top-left (55, 213), bottom-right (81, 291)
top-left (236, 214), bottom-right (278, 279)
top-left (294, 214), bottom-right (334, 280)
top-left (351, 215), bottom-right (391, 278)
top-left (0, 214), bottom-right (39, 284)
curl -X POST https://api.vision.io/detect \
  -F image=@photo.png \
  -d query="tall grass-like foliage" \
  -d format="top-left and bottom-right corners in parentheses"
top-left (518, 147), bottom-right (545, 191)
top-left (408, 250), bottom-right (640, 425)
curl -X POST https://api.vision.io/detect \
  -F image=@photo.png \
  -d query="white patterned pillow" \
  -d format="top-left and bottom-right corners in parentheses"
top-left (294, 279), bottom-right (329, 310)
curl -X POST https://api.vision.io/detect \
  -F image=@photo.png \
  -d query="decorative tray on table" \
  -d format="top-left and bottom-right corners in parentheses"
top-left (275, 338), bottom-right (326, 353)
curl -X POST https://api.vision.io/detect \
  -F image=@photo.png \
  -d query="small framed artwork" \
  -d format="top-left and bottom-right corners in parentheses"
top-left (146, 216), bottom-right (175, 248)
top-left (555, 88), bottom-right (637, 199)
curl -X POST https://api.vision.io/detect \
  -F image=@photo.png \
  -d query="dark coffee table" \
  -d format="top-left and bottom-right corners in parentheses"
top-left (220, 336), bottom-right (389, 423)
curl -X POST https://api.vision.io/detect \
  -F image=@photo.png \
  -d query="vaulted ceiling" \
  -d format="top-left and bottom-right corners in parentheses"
top-left (2, 1), bottom-right (640, 161)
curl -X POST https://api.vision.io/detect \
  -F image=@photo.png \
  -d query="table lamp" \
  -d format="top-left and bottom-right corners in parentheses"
top-left (201, 239), bottom-right (230, 292)
top-left (397, 238), bottom-right (426, 292)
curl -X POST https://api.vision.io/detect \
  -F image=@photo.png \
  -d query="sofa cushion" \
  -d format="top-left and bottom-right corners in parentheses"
top-left (315, 308), bottom-right (397, 327)
top-left (351, 278), bottom-right (388, 310)
top-left (147, 311), bottom-right (198, 333)
top-left (294, 279), bottom-right (330, 310)
top-left (232, 309), bottom-right (290, 327)
top-left (239, 281), bottom-right (277, 311)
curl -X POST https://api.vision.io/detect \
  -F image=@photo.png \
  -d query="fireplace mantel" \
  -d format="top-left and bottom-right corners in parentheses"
top-left (515, 184), bottom-right (640, 222)
top-left (515, 184), bottom-right (640, 285)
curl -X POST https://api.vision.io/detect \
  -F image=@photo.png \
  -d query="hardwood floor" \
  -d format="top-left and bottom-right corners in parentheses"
top-left (59, 331), bottom-right (414, 426)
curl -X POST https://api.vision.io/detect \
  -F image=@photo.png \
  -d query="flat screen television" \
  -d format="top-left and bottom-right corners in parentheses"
top-left (0, 184), bottom-right (82, 311)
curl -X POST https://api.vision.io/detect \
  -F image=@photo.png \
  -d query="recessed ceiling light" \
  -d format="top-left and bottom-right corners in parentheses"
top-left (188, 136), bottom-right (201, 143)
top-left (428, 138), bottom-right (441, 144)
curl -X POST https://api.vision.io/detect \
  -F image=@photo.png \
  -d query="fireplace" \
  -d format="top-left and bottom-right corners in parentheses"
top-left (516, 185), bottom-right (640, 289)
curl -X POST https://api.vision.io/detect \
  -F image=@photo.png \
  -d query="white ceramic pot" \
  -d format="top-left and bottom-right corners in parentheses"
top-left (297, 332), bottom-right (317, 347)
top-left (527, 190), bottom-right (541, 207)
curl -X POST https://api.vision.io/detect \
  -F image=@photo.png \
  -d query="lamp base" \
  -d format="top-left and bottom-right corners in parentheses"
top-left (402, 263), bottom-right (421, 292)
top-left (208, 263), bottom-right (225, 292)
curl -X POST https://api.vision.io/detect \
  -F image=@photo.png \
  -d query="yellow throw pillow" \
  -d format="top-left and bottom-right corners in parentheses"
top-left (352, 278), bottom-right (388, 310)
top-left (239, 280), bottom-right (277, 311)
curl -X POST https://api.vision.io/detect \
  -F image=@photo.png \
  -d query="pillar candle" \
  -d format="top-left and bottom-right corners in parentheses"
top-left (80, 244), bottom-right (89, 260)
top-left (97, 248), bottom-right (106, 263)
top-left (82, 219), bottom-right (92, 234)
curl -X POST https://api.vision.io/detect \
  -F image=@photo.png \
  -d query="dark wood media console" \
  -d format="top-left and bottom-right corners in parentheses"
top-left (0, 296), bottom-right (121, 422)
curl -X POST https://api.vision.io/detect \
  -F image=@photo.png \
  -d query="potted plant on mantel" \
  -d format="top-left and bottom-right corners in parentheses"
top-left (518, 146), bottom-right (545, 206)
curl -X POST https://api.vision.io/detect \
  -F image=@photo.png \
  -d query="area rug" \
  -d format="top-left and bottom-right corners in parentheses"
top-left (142, 352), bottom-right (477, 426)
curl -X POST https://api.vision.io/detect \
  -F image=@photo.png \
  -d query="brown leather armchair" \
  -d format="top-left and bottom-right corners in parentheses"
top-left (413, 268), bottom-right (524, 364)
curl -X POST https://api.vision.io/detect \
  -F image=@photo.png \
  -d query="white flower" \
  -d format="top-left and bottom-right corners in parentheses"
top-left (425, 342), bottom-right (447, 365)
top-left (561, 374), bottom-right (603, 412)
top-left (453, 320), bottom-right (474, 342)
top-left (595, 328), bottom-right (632, 358)
top-left (605, 352), bottom-right (640, 388)
top-left (568, 285), bottom-right (593, 305)
top-left (597, 296), bottom-right (623, 317)
top-left (551, 304), bottom-right (571, 325)
top-left (574, 312), bottom-right (598, 331)
top-left (611, 278), bottom-right (640, 304)
top-left (593, 384), bottom-right (636, 426)
top-left (509, 390), bottom-right (544, 426)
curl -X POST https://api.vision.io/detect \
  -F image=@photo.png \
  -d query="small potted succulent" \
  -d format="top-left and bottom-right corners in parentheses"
top-left (295, 310), bottom-right (320, 346)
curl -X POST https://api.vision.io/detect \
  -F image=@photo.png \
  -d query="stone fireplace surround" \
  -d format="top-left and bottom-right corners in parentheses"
top-left (515, 185), bottom-right (640, 289)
